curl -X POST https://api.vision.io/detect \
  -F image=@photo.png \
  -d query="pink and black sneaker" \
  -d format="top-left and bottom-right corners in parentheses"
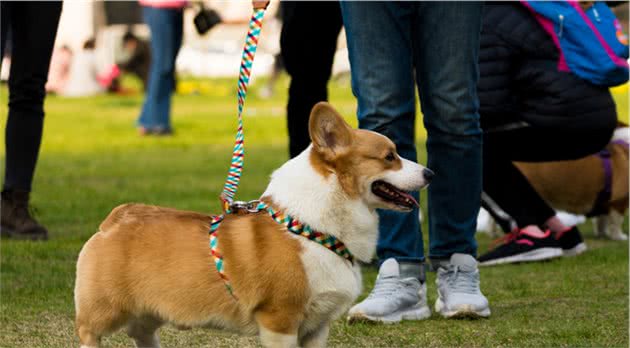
top-left (478, 226), bottom-right (563, 266)
top-left (555, 226), bottom-right (587, 257)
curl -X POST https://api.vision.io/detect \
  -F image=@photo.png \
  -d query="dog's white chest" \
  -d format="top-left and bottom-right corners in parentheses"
top-left (296, 238), bottom-right (362, 332)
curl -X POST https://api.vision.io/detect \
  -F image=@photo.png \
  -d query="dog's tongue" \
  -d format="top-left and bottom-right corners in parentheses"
top-left (397, 189), bottom-right (418, 207)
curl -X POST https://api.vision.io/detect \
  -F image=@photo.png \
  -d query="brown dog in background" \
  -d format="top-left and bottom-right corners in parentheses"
top-left (516, 124), bottom-right (629, 240)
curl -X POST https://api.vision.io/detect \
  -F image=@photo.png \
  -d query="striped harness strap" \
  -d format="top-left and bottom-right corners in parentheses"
top-left (207, 7), bottom-right (353, 300)
top-left (210, 202), bottom-right (354, 299)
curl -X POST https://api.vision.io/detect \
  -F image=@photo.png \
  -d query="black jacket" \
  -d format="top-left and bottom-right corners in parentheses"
top-left (478, 2), bottom-right (618, 133)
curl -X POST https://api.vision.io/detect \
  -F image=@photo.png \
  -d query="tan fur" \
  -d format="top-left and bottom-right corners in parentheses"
top-left (75, 102), bottom-right (428, 348)
top-left (515, 143), bottom-right (629, 216)
top-left (75, 203), bottom-right (308, 347)
top-left (309, 103), bottom-right (403, 199)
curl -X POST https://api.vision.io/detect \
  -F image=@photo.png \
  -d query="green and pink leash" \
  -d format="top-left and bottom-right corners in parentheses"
top-left (209, 6), bottom-right (353, 300)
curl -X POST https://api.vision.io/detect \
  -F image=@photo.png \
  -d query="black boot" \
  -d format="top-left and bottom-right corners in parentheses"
top-left (1, 190), bottom-right (48, 240)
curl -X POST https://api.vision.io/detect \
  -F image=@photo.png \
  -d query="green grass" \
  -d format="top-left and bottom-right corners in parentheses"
top-left (0, 76), bottom-right (628, 347)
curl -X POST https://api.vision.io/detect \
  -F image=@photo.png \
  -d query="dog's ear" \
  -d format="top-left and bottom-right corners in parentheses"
top-left (309, 102), bottom-right (353, 160)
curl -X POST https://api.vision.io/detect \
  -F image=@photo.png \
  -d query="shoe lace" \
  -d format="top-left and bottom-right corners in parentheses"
top-left (367, 276), bottom-right (403, 299)
top-left (489, 229), bottom-right (521, 250)
top-left (444, 265), bottom-right (479, 295)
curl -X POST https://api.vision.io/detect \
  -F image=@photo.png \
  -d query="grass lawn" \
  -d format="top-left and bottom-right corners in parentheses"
top-left (0, 76), bottom-right (628, 347)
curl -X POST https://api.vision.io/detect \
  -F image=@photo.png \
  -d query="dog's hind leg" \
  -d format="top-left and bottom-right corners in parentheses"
top-left (299, 323), bottom-right (330, 348)
top-left (126, 316), bottom-right (163, 348)
top-left (255, 309), bottom-right (300, 348)
top-left (76, 325), bottom-right (100, 348)
top-left (593, 215), bottom-right (609, 238)
top-left (259, 326), bottom-right (298, 348)
top-left (607, 209), bottom-right (628, 241)
top-left (76, 308), bottom-right (127, 348)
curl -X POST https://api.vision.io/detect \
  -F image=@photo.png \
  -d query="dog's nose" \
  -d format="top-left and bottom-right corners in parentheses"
top-left (423, 168), bottom-right (435, 183)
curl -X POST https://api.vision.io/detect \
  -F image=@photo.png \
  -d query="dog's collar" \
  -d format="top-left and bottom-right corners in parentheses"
top-left (209, 200), bottom-right (354, 299)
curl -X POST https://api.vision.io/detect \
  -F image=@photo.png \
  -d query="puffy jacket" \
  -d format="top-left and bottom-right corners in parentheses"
top-left (478, 2), bottom-right (618, 133)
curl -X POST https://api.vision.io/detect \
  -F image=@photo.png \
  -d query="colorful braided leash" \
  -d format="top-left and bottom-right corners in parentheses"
top-left (208, 6), bottom-right (353, 300)
top-left (209, 7), bottom-right (267, 299)
top-left (220, 8), bottom-right (265, 206)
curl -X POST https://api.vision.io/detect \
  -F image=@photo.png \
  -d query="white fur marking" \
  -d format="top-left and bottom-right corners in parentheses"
top-left (259, 327), bottom-right (297, 348)
top-left (262, 146), bottom-right (379, 262)
top-left (608, 210), bottom-right (628, 241)
top-left (380, 157), bottom-right (427, 191)
top-left (612, 127), bottom-right (629, 142)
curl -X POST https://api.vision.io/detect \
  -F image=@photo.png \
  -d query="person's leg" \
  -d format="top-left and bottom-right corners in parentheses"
top-left (341, 1), bottom-right (423, 266)
top-left (1, 1), bottom-right (62, 240)
top-left (478, 126), bottom-right (614, 265)
top-left (281, 1), bottom-right (342, 158)
top-left (413, 2), bottom-right (489, 318)
top-left (342, 2), bottom-right (431, 324)
top-left (413, 2), bottom-right (483, 261)
top-left (138, 7), bottom-right (179, 132)
top-left (4, 1), bottom-right (62, 192)
top-left (483, 126), bottom-right (615, 228)
top-left (164, 8), bottom-right (183, 129)
top-left (483, 138), bottom-right (556, 229)
top-left (137, 7), bottom-right (159, 130)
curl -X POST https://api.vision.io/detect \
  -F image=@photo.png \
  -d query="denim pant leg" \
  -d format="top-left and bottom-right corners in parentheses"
top-left (138, 7), bottom-right (181, 130)
top-left (413, 2), bottom-right (483, 259)
top-left (341, 2), bottom-right (424, 264)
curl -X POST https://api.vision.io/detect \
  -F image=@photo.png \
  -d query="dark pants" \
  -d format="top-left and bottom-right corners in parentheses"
top-left (483, 122), bottom-right (616, 230)
top-left (1, 1), bottom-right (62, 192)
top-left (281, 1), bottom-right (342, 158)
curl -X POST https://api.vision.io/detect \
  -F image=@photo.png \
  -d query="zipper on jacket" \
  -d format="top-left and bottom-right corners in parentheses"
top-left (558, 14), bottom-right (564, 37)
top-left (592, 7), bottom-right (601, 22)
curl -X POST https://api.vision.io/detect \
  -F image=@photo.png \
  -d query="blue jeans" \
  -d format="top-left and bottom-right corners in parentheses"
top-left (341, 2), bottom-right (483, 263)
top-left (137, 6), bottom-right (183, 131)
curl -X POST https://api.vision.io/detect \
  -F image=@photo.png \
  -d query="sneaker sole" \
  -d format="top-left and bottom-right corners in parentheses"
top-left (347, 304), bottom-right (431, 324)
top-left (435, 298), bottom-right (491, 319)
top-left (479, 247), bottom-right (563, 266)
top-left (562, 242), bottom-right (587, 257)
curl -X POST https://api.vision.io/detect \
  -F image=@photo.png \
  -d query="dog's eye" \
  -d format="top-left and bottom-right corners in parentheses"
top-left (385, 152), bottom-right (396, 162)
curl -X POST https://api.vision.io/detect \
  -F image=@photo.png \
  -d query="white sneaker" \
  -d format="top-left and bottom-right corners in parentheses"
top-left (435, 253), bottom-right (491, 318)
top-left (347, 258), bottom-right (431, 324)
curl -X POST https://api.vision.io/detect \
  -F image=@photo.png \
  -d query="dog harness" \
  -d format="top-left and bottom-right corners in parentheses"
top-left (209, 201), bottom-right (354, 298)
top-left (208, 6), bottom-right (353, 300)
top-left (587, 139), bottom-right (629, 217)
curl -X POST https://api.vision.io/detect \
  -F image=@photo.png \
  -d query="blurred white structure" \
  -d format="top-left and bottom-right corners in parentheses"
top-left (51, 0), bottom-right (350, 78)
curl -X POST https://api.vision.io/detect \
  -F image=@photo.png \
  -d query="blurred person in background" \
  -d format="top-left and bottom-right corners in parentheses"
top-left (476, 2), bottom-right (623, 265)
top-left (136, 0), bottom-right (186, 136)
top-left (61, 38), bottom-right (106, 97)
top-left (280, 1), bottom-right (343, 158)
top-left (45, 45), bottom-right (73, 94)
top-left (119, 31), bottom-right (151, 90)
top-left (1, 1), bottom-right (62, 240)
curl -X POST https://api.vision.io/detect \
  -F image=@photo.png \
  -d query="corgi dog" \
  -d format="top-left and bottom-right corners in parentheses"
top-left (74, 102), bottom-right (433, 348)
top-left (515, 125), bottom-right (629, 240)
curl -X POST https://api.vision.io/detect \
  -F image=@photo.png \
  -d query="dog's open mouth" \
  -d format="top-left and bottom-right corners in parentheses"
top-left (371, 180), bottom-right (418, 209)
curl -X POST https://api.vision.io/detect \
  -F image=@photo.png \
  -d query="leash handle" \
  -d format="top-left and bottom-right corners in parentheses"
top-left (220, 8), bottom-right (266, 206)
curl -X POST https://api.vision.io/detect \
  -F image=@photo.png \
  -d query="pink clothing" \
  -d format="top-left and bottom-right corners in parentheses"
top-left (45, 47), bottom-right (72, 93)
top-left (139, 0), bottom-right (187, 9)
